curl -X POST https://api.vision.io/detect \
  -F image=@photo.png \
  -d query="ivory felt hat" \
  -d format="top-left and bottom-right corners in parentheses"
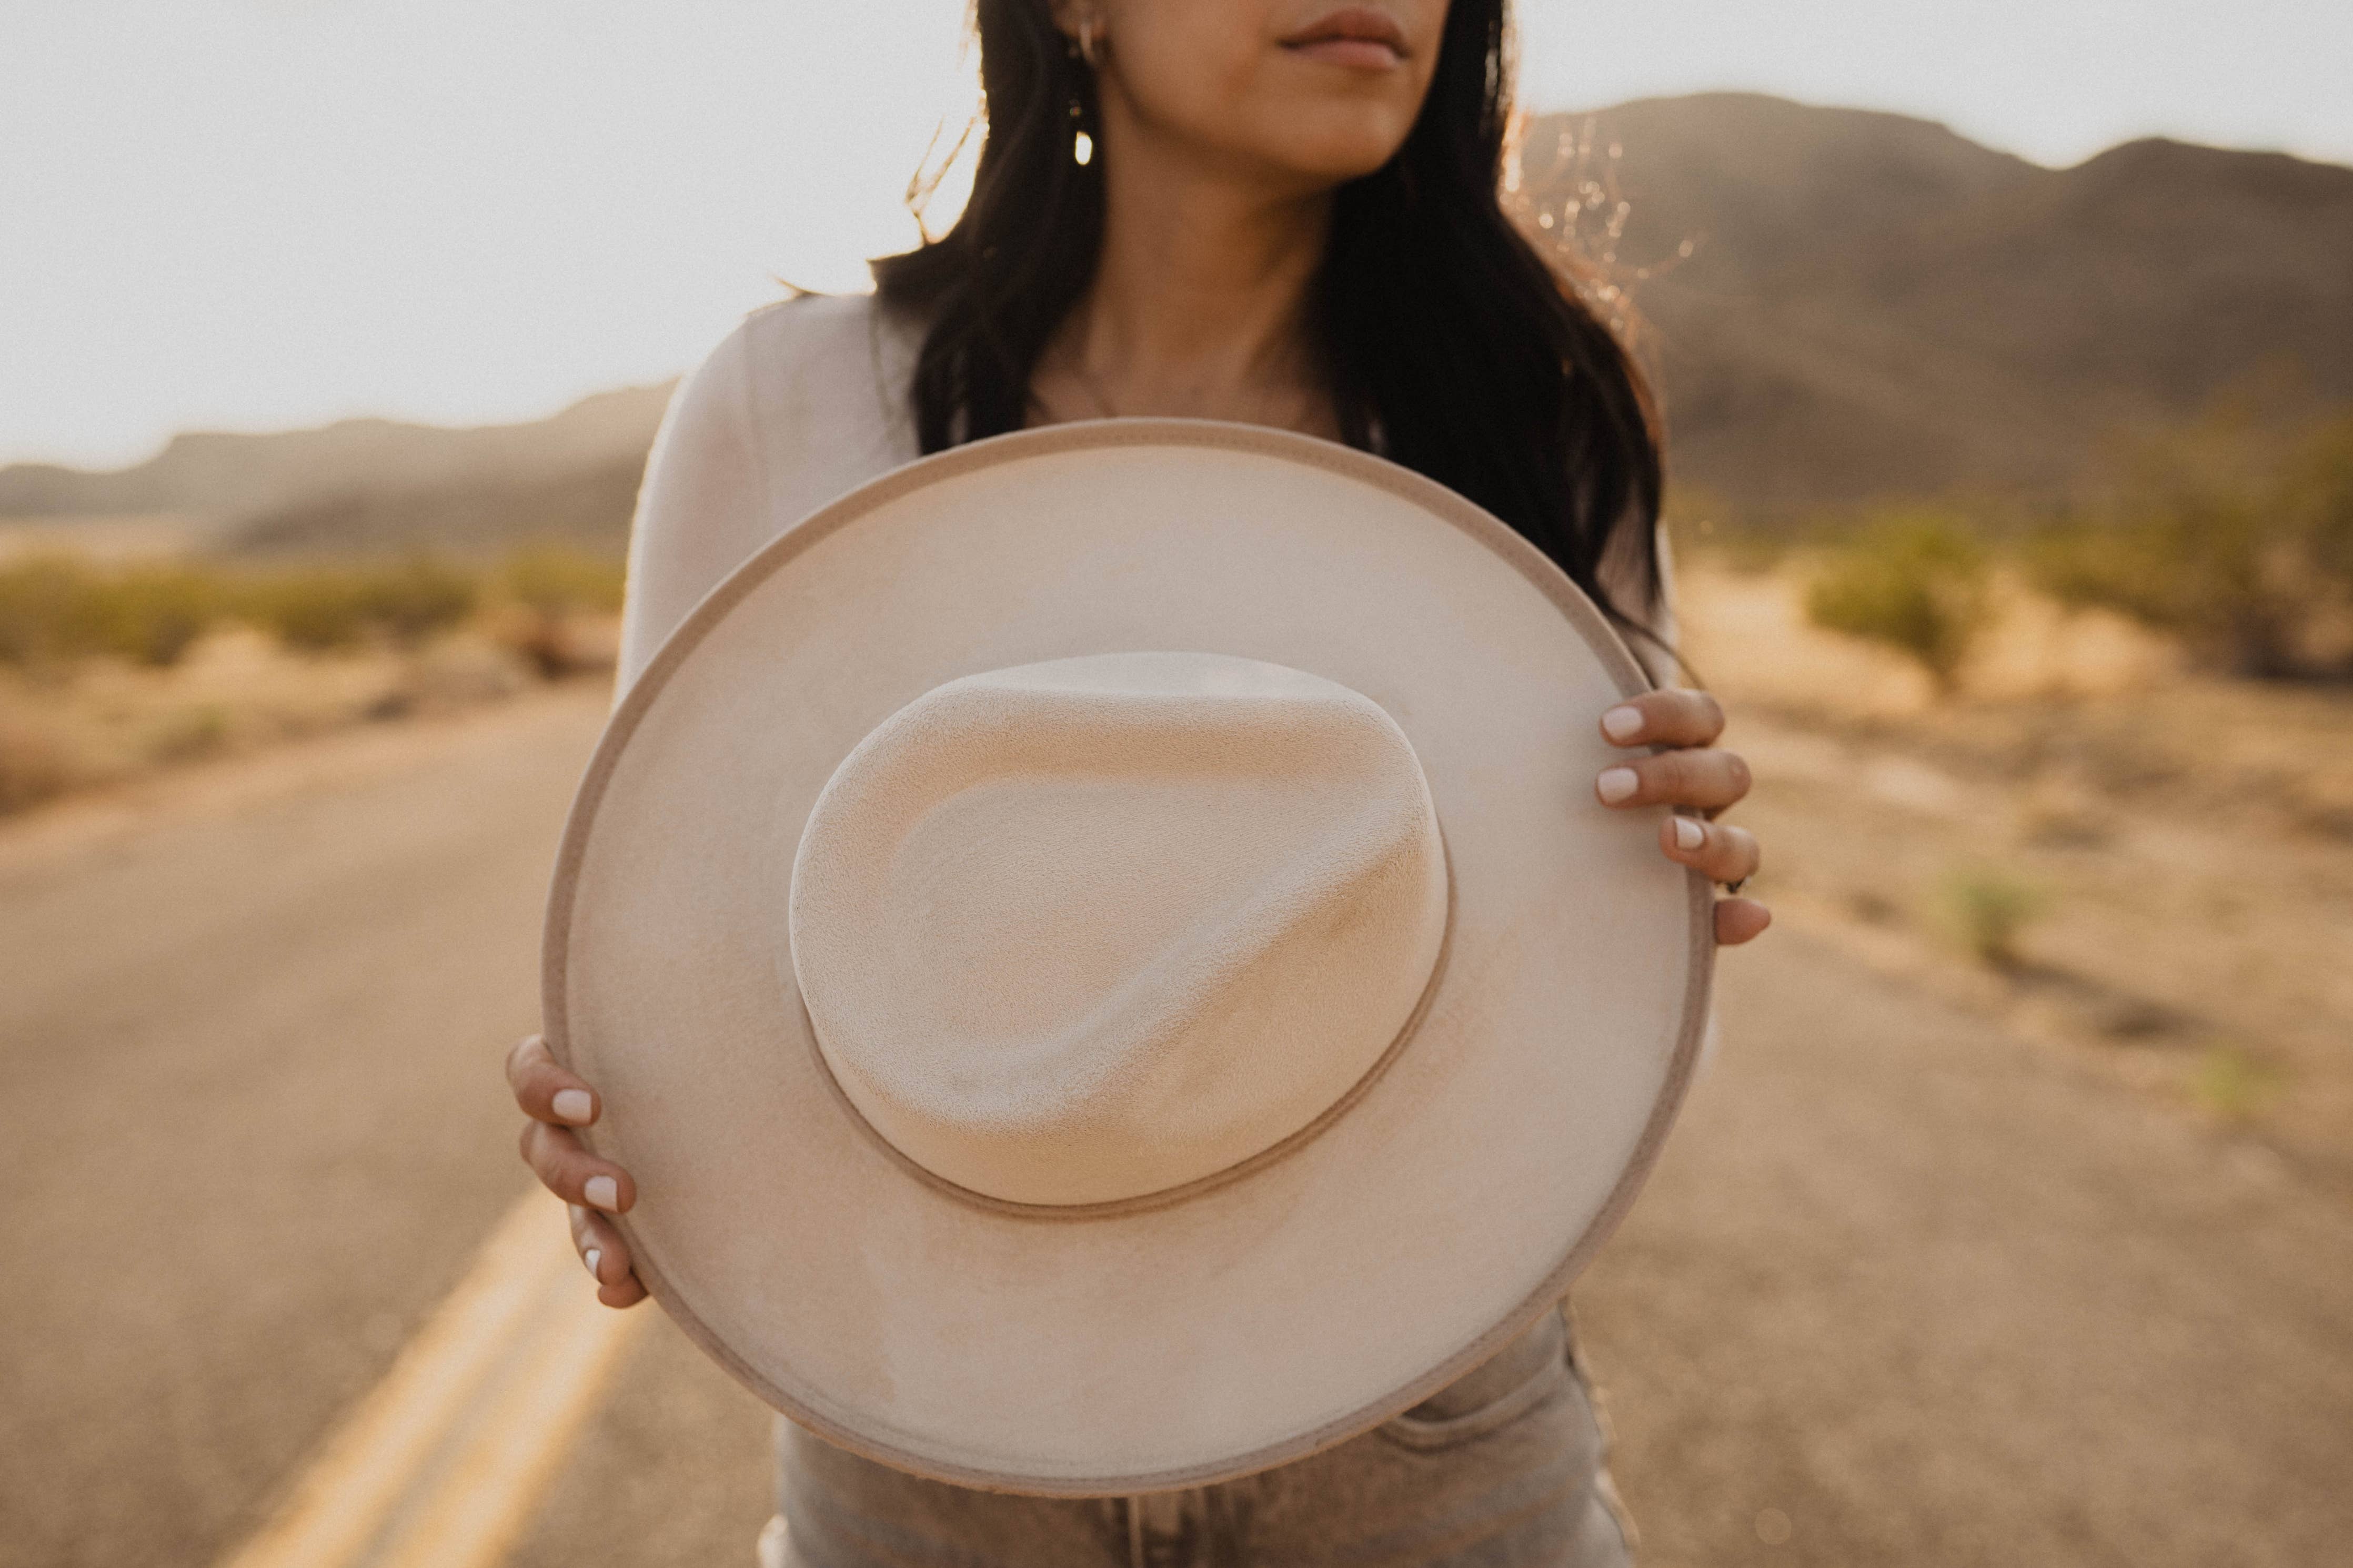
top-left (544, 418), bottom-right (1712, 1496)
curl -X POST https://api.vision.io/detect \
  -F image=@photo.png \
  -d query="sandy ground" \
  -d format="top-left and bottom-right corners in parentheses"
top-left (1673, 561), bottom-right (2353, 1196)
top-left (5, 672), bottom-right (2352, 1566)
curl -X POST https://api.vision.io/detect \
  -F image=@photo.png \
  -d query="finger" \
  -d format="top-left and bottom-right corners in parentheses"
top-left (567, 1201), bottom-right (631, 1274)
top-left (506, 1033), bottom-right (600, 1127)
top-left (569, 1203), bottom-right (646, 1305)
top-left (1714, 897), bottom-right (1773, 945)
top-left (520, 1120), bottom-right (636, 1213)
top-left (1595, 747), bottom-right (1753, 812)
top-left (568, 1204), bottom-right (636, 1281)
top-left (596, 1269), bottom-right (650, 1309)
top-left (1597, 689), bottom-right (1725, 750)
top-left (1660, 817), bottom-right (1761, 886)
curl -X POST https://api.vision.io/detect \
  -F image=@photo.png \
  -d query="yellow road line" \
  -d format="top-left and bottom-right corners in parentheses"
top-left (375, 1253), bottom-right (642, 1568)
top-left (220, 1189), bottom-right (647, 1568)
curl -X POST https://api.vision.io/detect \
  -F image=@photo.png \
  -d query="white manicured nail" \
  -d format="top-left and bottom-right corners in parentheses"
top-left (552, 1088), bottom-right (593, 1124)
top-left (1674, 817), bottom-right (1705, 851)
top-left (1601, 705), bottom-right (1644, 741)
top-left (584, 1175), bottom-right (619, 1211)
top-left (585, 1248), bottom-right (602, 1281)
top-left (1597, 767), bottom-right (1640, 804)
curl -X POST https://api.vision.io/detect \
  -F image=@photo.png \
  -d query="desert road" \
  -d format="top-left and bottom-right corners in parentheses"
top-left (3, 689), bottom-right (2351, 1568)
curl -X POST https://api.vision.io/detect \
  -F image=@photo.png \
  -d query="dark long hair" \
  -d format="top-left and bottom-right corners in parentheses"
top-left (872, 0), bottom-right (1666, 633)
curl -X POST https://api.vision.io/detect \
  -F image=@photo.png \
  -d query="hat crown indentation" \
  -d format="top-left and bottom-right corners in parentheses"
top-left (787, 652), bottom-right (1449, 1208)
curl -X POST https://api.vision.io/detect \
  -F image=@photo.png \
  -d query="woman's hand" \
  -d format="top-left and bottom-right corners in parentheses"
top-left (506, 1033), bottom-right (648, 1308)
top-left (1594, 690), bottom-right (1771, 946)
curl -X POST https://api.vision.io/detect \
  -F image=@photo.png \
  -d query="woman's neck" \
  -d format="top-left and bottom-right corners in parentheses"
top-left (1032, 116), bottom-right (1340, 438)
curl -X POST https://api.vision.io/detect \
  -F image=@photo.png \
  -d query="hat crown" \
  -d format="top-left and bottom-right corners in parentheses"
top-left (787, 651), bottom-right (1450, 1207)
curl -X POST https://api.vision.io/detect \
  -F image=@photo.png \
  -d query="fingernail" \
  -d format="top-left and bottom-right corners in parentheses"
top-left (584, 1247), bottom-right (602, 1281)
top-left (552, 1088), bottom-right (593, 1124)
top-left (1597, 767), bottom-right (1639, 804)
top-left (1673, 816), bottom-right (1704, 851)
top-left (1601, 705), bottom-right (1644, 741)
top-left (584, 1175), bottom-right (619, 1211)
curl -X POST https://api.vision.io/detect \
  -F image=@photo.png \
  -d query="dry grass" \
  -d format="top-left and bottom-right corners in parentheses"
top-left (1683, 553), bottom-right (2353, 1189)
top-left (0, 613), bottom-right (616, 818)
top-left (0, 626), bottom-right (508, 812)
top-left (0, 549), bottom-right (624, 673)
top-left (0, 545), bottom-right (627, 816)
top-left (1803, 512), bottom-right (1992, 695)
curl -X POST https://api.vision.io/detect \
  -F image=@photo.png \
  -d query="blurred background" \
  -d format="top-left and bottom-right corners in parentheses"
top-left (4, 3), bottom-right (2349, 1566)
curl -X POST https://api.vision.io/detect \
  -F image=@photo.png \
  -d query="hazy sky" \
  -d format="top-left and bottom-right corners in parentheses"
top-left (6, 1), bottom-right (2349, 469)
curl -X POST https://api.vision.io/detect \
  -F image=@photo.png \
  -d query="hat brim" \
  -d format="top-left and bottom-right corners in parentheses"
top-left (545, 419), bottom-right (1712, 1494)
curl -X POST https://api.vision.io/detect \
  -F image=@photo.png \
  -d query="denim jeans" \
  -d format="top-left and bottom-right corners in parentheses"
top-left (758, 1305), bottom-right (1635, 1568)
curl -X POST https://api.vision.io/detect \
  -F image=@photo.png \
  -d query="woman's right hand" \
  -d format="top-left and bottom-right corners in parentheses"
top-left (507, 1033), bottom-right (648, 1308)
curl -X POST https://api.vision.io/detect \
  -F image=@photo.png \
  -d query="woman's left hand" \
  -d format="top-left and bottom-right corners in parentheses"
top-left (1594, 690), bottom-right (1771, 946)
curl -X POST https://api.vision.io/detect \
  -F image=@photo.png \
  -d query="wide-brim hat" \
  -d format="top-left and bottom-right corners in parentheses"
top-left (544, 418), bottom-right (1711, 1495)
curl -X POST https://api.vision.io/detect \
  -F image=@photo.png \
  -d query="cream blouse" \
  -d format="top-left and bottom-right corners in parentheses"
top-left (614, 292), bottom-right (1680, 698)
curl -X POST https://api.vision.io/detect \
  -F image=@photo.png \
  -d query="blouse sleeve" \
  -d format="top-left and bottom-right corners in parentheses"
top-left (613, 317), bottom-right (775, 702)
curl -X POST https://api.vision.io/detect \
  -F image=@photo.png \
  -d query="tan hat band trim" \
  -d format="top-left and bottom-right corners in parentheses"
top-left (798, 846), bottom-right (1455, 1223)
top-left (786, 653), bottom-right (1454, 1208)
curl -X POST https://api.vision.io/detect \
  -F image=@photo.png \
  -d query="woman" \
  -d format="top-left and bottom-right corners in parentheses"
top-left (509, 1), bottom-right (1768, 1562)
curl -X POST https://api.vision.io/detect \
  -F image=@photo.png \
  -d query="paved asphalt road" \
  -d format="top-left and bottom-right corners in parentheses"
top-left (0, 692), bottom-right (611, 1568)
top-left (5, 690), bottom-right (2350, 1567)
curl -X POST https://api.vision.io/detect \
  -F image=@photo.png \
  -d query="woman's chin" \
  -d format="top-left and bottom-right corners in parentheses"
top-left (1239, 115), bottom-right (1416, 186)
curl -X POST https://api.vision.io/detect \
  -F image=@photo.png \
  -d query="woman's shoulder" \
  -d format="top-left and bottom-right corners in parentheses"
top-left (729, 291), bottom-right (924, 452)
top-left (735, 289), bottom-right (917, 363)
top-left (618, 295), bottom-right (925, 692)
top-left (658, 292), bottom-right (923, 476)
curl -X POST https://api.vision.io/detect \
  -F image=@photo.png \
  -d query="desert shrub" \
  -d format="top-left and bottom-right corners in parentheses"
top-left (82, 565), bottom-right (224, 665)
top-left (0, 556), bottom-right (88, 665)
top-left (485, 545), bottom-right (626, 679)
top-left (365, 557), bottom-right (477, 643)
top-left (357, 556), bottom-right (477, 643)
top-left (0, 555), bottom-right (225, 667)
top-left (2, 550), bottom-right (491, 668)
top-left (2028, 403), bottom-right (2353, 678)
top-left (236, 557), bottom-right (477, 651)
top-left (1805, 512), bottom-right (1992, 694)
top-left (498, 545), bottom-right (626, 615)
top-left (1936, 863), bottom-right (2050, 968)
top-left (237, 569), bottom-right (373, 651)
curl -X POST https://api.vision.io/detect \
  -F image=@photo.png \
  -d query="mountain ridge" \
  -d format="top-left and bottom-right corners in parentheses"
top-left (6, 92), bottom-right (2349, 542)
top-left (1526, 93), bottom-right (2353, 507)
top-left (0, 383), bottom-right (674, 528)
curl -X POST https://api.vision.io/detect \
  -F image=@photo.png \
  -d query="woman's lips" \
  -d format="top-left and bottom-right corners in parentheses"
top-left (1280, 7), bottom-right (1407, 68)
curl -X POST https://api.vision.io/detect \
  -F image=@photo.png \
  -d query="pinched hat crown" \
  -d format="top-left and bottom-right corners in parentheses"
top-left (787, 651), bottom-right (1450, 1208)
